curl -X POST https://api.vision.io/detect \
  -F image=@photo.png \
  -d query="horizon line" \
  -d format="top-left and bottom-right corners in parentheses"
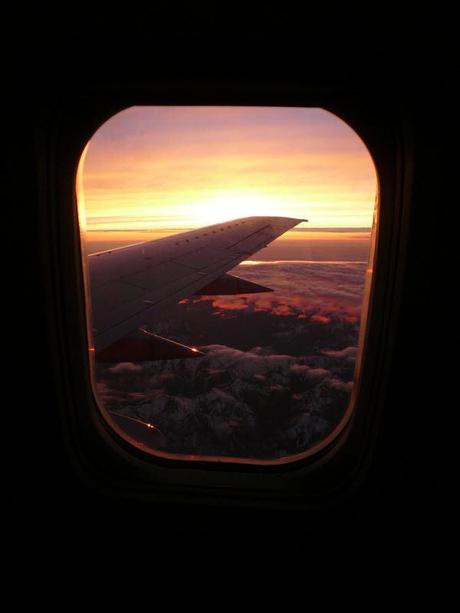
top-left (86, 226), bottom-right (372, 233)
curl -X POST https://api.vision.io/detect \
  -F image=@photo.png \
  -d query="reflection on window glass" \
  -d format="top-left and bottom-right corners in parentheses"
top-left (77, 107), bottom-right (377, 464)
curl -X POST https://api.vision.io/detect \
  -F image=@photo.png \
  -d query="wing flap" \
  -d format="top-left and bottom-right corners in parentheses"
top-left (194, 273), bottom-right (272, 295)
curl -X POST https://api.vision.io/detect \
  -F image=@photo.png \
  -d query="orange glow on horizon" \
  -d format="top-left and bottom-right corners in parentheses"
top-left (79, 107), bottom-right (376, 233)
top-left (85, 229), bottom-right (371, 241)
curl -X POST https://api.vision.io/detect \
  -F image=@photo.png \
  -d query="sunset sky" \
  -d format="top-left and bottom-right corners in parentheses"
top-left (84, 106), bottom-right (375, 460)
top-left (78, 106), bottom-right (377, 237)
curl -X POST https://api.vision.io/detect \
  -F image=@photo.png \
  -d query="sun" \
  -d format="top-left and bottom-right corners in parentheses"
top-left (190, 191), bottom-right (286, 226)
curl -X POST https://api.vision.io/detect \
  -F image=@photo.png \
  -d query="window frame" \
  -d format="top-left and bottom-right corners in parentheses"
top-left (38, 91), bottom-right (413, 507)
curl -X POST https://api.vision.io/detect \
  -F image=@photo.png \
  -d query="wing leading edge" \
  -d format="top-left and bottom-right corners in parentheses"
top-left (88, 216), bottom-right (306, 360)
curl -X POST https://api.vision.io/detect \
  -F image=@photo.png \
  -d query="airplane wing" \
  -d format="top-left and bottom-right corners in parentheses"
top-left (88, 216), bottom-right (306, 360)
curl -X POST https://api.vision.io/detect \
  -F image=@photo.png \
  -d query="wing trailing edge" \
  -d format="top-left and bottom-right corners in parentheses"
top-left (95, 328), bottom-right (204, 362)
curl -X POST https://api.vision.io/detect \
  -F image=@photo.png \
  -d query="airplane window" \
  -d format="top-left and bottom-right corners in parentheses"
top-left (77, 106), bottom-right (377, 464)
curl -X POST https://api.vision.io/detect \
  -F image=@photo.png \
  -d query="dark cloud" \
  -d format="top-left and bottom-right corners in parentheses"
top-left (95, 260), bottom-right (367, 460)
top-left (322, 346), bottom-right (358, 361)
top-left (97, 342), bottom-right (356, 459)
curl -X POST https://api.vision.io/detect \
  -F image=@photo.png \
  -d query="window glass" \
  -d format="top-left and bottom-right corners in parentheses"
top-left (77, 107), bottom-right (377, 464)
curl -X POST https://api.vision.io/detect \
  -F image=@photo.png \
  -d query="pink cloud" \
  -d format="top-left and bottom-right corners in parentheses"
top-left (107, 362), bottom-right (143, 373)
top-left (311, 314), bottom-right (331, 324)
top-left (178, 261), bottom-right (366, 325)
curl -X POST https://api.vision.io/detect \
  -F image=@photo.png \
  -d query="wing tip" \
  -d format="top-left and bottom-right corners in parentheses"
top-left (272, 216), bottom-right (308, 224)
top-left (291, 217), bottom-right (308, 224)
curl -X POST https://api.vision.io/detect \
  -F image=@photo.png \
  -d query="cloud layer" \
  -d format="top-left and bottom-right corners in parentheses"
top-left (95, 260), bottom-right (367, 460)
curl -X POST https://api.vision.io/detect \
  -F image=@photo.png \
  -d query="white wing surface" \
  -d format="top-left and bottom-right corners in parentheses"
top-left (88, 216), bottom-right (305, 356)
